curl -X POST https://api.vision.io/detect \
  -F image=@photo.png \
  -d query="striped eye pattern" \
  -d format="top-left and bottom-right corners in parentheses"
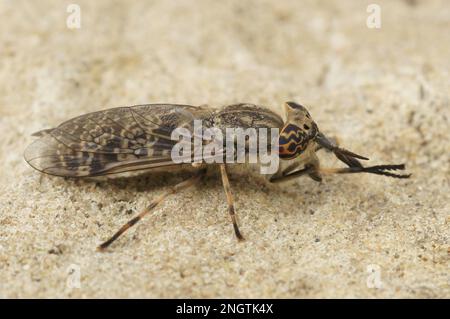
top-left (278, 124), bottom-right (309, 160)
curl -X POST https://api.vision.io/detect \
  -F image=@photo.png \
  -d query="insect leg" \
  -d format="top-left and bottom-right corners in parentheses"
top-left (219, 164), bottom-right (245, 241)
top-left (317, 164), bottom-right (411, 178)
top-left (269, 165), bottom-right (314, 183)
top-left (281, 162), bottom-right (301, 176)
top-left (270, 164), bottom-right (411, 183)
top-left (97, 168), bottom-right (207, 251)
top-left (271, 164), bottom-right (410, 183)
top-left (268, 161), bottom-right (300, 182)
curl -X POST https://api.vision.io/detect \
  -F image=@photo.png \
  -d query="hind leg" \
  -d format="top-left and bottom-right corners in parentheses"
top-left (98, 168), bottom-right (207, 251)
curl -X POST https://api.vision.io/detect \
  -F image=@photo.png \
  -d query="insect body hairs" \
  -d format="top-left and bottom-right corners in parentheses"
top-left (24, 101), bottom-right (411, 250)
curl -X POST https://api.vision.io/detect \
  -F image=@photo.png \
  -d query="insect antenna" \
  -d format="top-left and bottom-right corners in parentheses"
top-left (271, 163), bottom-right (410, 183)
top-left (315, 133), bottom-right (369, 168)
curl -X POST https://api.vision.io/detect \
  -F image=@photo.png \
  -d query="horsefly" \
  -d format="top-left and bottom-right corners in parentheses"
top-left (24, 102), bottom-right (411, 250)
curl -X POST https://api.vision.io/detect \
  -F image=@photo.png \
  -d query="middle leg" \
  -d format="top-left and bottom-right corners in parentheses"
top-left (219, 164), bottom-right (244, 241)
top-left (270, 163), bottom-right (410, 183)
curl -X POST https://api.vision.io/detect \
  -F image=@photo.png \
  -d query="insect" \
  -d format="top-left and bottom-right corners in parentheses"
top-left (24, 101), bottom-right (410, 250)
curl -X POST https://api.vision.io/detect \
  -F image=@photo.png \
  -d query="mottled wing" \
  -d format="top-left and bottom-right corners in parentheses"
top-left (24, 104), bottom-right (213, 177)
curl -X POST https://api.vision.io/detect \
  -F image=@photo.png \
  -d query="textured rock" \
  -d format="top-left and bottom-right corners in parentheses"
top-left (0, 0), bottom-right (448, 298)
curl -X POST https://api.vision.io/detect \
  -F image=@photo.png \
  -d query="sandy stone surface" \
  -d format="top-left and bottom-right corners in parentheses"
top-left (0, 0), bottom-right (448, 298)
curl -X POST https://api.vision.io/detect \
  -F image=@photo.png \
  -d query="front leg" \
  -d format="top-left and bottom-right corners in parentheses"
top-left (271, 151), bottom-right (323, 184)
top-left (272, 163), bottom-right (410, 183)
top-left (269, 162), bottom-right (322, 183)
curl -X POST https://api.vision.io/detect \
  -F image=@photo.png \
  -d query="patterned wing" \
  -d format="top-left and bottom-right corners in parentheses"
top-left (24, 104), bottom-right (213, 177)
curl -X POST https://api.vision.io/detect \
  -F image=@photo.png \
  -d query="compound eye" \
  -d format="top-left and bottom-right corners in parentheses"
top-left (278, 123), bottom-right (309, 160)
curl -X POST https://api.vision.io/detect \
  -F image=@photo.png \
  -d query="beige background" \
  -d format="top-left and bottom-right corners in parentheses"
top-left (0, 0), bottom-right (448, 298)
